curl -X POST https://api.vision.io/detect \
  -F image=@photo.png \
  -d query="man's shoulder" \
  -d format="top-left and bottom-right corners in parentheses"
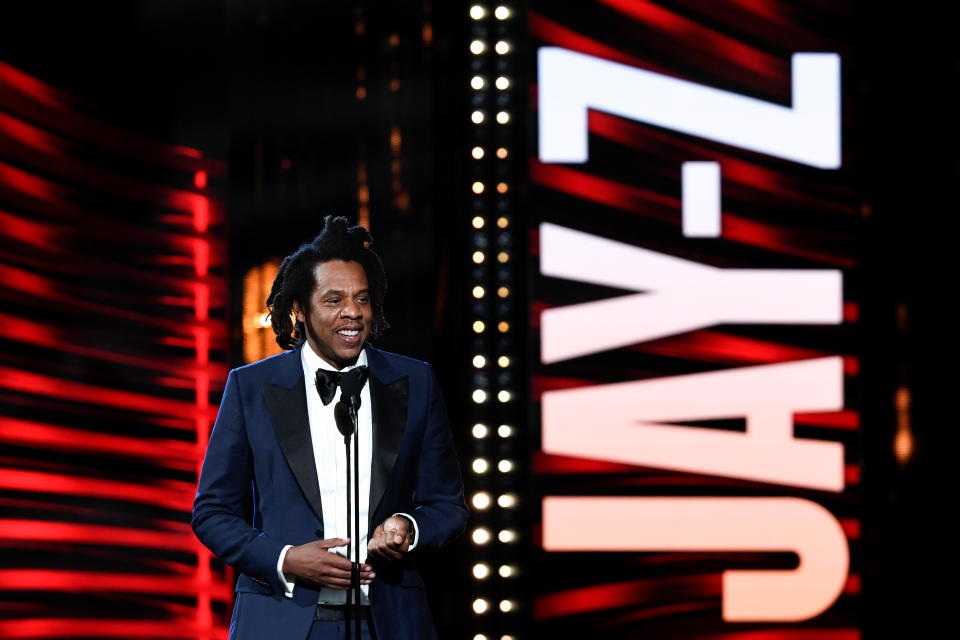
top-left (367, 346), bottom-right (431, 370)
top-left (366, 346), bottom-right (435, 383)
top-left (231, 348), bottom-right (300, 382)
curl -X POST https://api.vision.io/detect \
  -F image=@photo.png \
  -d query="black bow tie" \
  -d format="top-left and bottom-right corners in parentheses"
top-left (315, 365), bottom-right (369, 406)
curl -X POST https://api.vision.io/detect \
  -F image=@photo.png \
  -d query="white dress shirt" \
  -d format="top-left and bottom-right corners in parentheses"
top-left (276, 343), bottom-right (417, 602)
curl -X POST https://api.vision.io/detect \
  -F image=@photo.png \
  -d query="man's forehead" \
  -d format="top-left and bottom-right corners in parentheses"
top-left (312, 260), bottom-right (369, 290)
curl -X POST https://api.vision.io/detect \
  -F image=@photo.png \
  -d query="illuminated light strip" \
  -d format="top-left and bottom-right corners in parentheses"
top-left (0, 162), bottom-right (226, 251)
top-left (3, 239), bottom-right (229, 299)
top-left (0, 500), bottom-right (195, 538)
top-left (0, 619), bottom-right (229, 640)
top-left (0, 115), bottom-right (224, 220)
top-left (0, 265), bottom-right (217, 336)
top-left (529, 12), bottom-right (672, 76)
top-left (0, 366), bottom-right (207, 418)
top-left (587, 112), bottom-right (856, 215)
top-left (0, 61), bottom-right (225, 175)
top-left (0, 112), bottom-right (61, 155)
top-left (0, 210), bottom-right (59, 250)
top-left (192, 180), bottom-right (214, 633)
top-left (596, 0), bottom-right (782, 79)
top-left (528, 12), bottom-right (788, 106)
top-left (531, 452), bottom-right (862, 479)
top-left (0, 391), bottom-right (198, 433)
top-left (0, 313), bottom-right (228, 381)
top-left (0, 570), bottom-right (232, 598)
top-left (0, 469), bottom-right (193, 511)
top-left (0, 520), bottom-right (196, 551)
top-left (534, 574), bottom-right (717, 619)
top-left (0, 417), bottom-right (195, 461)
top-left (530, 162), bottom-right (855, 267)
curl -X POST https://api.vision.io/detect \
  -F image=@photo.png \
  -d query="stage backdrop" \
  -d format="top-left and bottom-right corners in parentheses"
top-left (0, 61), bottom-right (231, 638)
top-left (527, 2), bottom-right (860, 638)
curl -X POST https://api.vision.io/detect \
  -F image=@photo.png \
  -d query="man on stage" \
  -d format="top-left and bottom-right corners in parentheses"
top-left (193, 216), bottom-right (468, 639)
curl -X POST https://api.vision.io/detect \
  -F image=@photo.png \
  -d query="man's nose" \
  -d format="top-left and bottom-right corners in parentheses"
top-left (341, 299), bottom-right (361, 318)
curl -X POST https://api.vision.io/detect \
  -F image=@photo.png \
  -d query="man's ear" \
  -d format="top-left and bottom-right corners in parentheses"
top-left (292, 300), bottom-right (304, 324)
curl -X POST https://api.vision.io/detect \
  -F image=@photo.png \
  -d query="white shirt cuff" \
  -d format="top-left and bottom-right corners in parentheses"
top-left (393, 512), bottom-right (419, 551)
top-left (277, 544), bottom-right (296, 598)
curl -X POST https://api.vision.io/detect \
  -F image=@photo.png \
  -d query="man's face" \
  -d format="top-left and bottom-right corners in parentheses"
top-left (295, 259), bottom-right (373, 369)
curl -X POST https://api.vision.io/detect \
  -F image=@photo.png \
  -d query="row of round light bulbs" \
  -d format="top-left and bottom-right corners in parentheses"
top-left (469, 3), bottom-right (518, 634)
top-left (472, 423), bottom-right (513, 438)
top-left (471, 216), bottom-right (509, 230)
top-left (470, 5), bottom-right (512, 20)
top-left (472, 75), bottom-right (510, 90)
top-left (470, 40), bottom-right (512, 55)
top-left (471, 110), bottom-right (511, 125)
top-left (472, 526), bottom-right (516, 544)
top-left (473, 598), bottom-right (517, 614)
top-left (472, 491), bottom-right (517, 509)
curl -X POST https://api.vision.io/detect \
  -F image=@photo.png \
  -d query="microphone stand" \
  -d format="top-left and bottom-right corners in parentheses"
top-left (351, 401), bottom-right (361, 640)
top-left (335, 386), bottom-right (363, 640)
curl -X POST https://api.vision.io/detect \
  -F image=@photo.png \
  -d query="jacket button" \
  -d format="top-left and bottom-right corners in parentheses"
top-left (315, 529), bottom-right (323, 538)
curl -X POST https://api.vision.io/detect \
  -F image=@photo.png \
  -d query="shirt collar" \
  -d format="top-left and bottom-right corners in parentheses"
top-left (301, 340), bottom-right (368, 374)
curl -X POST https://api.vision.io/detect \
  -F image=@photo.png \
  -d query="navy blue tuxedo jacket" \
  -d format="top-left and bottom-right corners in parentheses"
top-left (192, 344), bottom-right (468, 640)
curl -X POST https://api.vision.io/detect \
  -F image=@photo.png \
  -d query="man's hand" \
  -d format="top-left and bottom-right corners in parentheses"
top-left (368, 516), bottom-right (413, 561)
top-left (282, 538), bottom-right (375, 590)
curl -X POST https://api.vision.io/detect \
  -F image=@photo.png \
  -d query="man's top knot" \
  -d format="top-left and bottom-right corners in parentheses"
top-left (317, 214), bottom-right (373, 248)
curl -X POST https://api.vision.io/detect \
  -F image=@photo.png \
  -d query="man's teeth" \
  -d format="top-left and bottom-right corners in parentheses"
top-left (337, 329), bottom-right (360, 337)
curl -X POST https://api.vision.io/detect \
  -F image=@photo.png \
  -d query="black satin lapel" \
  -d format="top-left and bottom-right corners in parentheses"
top-left (261, 379), bottom-right (323, 522)
top-left (369, 373), bottom-right (408, 524)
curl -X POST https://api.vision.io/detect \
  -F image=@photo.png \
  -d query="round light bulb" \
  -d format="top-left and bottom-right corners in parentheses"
top-left (472, 491), bottom-right (492, 509)
top-left (497, 493), bottom-right (517, 508)
top-left (472, 527), bottom-right (491, 544)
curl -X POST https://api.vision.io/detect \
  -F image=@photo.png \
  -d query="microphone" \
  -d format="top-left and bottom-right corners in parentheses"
top-left (334, 401), bottom-right (354, 438)
top-left (333, 366), bottom-right (368, 439)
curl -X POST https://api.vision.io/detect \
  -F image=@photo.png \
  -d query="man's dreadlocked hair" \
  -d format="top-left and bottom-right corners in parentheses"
top-left (266, 215), bottom-right (389, 350)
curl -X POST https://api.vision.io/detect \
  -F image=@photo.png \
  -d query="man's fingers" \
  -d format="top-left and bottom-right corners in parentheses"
top-left (316, 537), bottom-right (349, 549)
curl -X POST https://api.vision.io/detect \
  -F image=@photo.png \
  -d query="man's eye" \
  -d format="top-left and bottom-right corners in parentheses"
top-left (326, 298), bottom-right (340, 305)
top-left (357, 297), bottom-right (369, 303)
